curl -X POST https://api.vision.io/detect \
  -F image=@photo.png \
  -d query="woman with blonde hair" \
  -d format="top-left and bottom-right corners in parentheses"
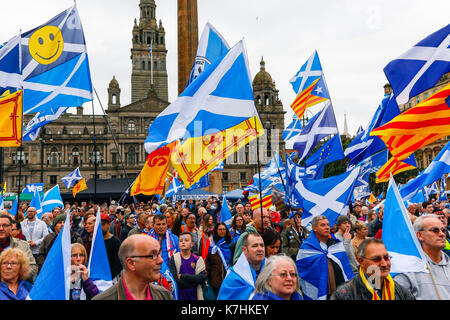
top-left (70, 243), bottom-right (99, 300)
top-left (0, 248), bottom-right (32, 300)
top-left (351, 220), bottom-right (369, 259)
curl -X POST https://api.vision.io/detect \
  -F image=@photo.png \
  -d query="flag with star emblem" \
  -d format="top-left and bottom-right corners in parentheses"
top-left (290, 75), bottom-right (330, 119)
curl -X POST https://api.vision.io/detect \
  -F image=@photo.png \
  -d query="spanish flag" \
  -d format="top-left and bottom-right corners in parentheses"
top-left (131, 141), bottom-right (176, 196)
top-left (72, 178), bottom-right (88, 198)
top-left (0, 90), bottom-right (23, 147)
top-left (370, 83), bottom-right (450, 162)
top-left (248, 193), bottom-right (273, 211)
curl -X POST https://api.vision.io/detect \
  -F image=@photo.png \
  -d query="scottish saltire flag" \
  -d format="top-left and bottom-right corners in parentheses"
top-left (165, 177), bottom-right (185, 198)
top-left (290, 166), bottom-right (361, 227)
top-left (244, 153), bottom-right (286, 195)
top-left (0, 189), bottom-right (3, 210)
top-left (400, 141), bottom-right (450, 201)
top-left (289, 50), bottom-right (324, 95)
top-left (144, 40), bottom-right (259, 154)
top-left (406, 189), bottom-right (425, 205)
top-left (0, 34), bottom-right (21, 94)
top-left (187, 172), bottom-right (210, 191)
top-left (293, 102), bottom-right (339, 162)
top-left (282, 115), bottom-right (302, 142)
top-left (345, 94), bottom-right (400, 168)
top-left (212, 161), bottom-right (224, 171)
top-left (305, 134), bottom-right (345, 167)
top-left (61, 167), bottom-right (83, 188)
top-left (187, 22), bottom-right (230, 87)
top-left (20, 5), bottom-right (93, 115)
top-left (384, 24), bottom-right (450, 105)
top-left (160, 261), bottom-right (178, 300)
top-left (296, 231), bottom-right (354, 300)
top-left (382, 176), bottom-right (428, 275)
top-left (440, 175), bottom-right (447, 200)
top-left (29, 188), bottom-right (43, 218)
top-left (9, 196), bottom-right (18, 216)
top-left (424, 182), bottom-right (440, 200)
top-left (218, 196), bottom-right (233, 227)
top-left (23, 107), bottom-right (68, 141)
top-left (352, 149), bottom-right (388, 188)
top-left (87, 208), bottom-right (112, 292)
top-left (41, 185), bottom-right (64, 214)
top-left (28, 213), bottom-right (71, 300)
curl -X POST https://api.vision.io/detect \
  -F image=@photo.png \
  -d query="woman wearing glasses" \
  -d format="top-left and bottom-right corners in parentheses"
top-left (0, 248), bottom-right (32, 300)
top-left (70, 243), bottom-right (99, 300)
top-left (251, 254), bottom-right (304, 300)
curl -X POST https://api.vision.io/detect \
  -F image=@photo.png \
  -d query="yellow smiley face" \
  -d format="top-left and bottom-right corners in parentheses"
top-left (28, 26), bottom-right (64, 65)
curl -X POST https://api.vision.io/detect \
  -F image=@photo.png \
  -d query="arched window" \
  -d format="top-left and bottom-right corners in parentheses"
top-left (128, 120), bottom-right (136, 133)
top-left (128, 146), bottom-right (136, 165)
top-left (112, 94), bottom-right (117, 104)
top-left (72, 147), bottom-right (80, 166)
top-left (50, 147), bottom-right (59, 167)
top-left (265, 95), bottom-right (270, 106)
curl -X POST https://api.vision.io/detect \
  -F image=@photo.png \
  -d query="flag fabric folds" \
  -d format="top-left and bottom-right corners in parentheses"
top-left (62, 167), bottom-right (83, 189)
top-left (243, 153), bottom-right (286, 196)
top-left (290, 167), bottom-right (361, 227)
top-left (293, 102), bottom-right (339, 162)
top-left (248, 193), bottom-right (273, 211)
top-left (376, 153), bottom-right (417, 183)
top-left (186, 22), bottom-right (230, 87)
top-left (218, 196), bottom-right (233, 227)
top-left (131, 142), bottom-right (176, 196)
top-left (87, 208), bottom-right (112, 292)
top-left (41, 185), bottom-right (64, 214)
top-left (290, 76), bottom-right (329, 120)
top-left (289, 50), bottom-right (324, 96)
top-left (0, 90), bottom-right (22, 147)
top-left (29, 188), bottom-right (43, 218)
top-left (27, 213), bottom-right (71, 300)
top-left (165, 176), bottom-right (185, 198)
top-left (382, 176), bottom-right (428, 275)
top-left (282, 115), bottom-right (302, 143)
top-left (72, 178), bottom-right (88, 198)
top-left (305, 134), bottom-right (345, 167)
top-left (399, 141), bottom-right (450, 201)
top-left (383, 24), bottom-right (450, 105)
top-left (440, 175), bottom-right (448, 200)
top-left (370, 83), bottom-right (450, 163)
top-left (296, 231), bottom-right (354, 300)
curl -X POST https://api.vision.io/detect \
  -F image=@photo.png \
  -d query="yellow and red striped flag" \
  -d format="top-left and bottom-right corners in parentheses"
top-left (248, 193), bottom-right (273, 211)
top-left (370, 83), bottom-right (450, 162)
top-left (290, 76), bottom-right (329, 120)
top-left (375, 156), bottom-right (417, 183)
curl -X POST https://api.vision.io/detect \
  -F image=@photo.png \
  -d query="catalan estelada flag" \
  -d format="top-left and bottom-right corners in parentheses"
top-left (370, 83), bottom-right (450, 162)
top-left (248, 193), bottom-right (273, 211)
top-left (72, 178), bottom-right (88, 198)
top-left (131, 141), bottom-right (176, 196)
top-left (376, 154), bottom-right (417, 183)
top-left (290, 76), bottom-right (329, 119)
top-left (0, 90), bottom-right (22, 147)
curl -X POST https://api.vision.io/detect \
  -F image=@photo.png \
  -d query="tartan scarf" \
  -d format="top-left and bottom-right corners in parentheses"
top-left (359, 267), bottom-right (395, 300)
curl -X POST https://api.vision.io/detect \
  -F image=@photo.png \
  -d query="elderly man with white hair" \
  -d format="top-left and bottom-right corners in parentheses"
top-left (394, 214), bottom-right (450, 300)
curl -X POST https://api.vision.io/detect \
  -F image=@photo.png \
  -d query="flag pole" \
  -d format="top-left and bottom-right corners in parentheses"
top-left (426, 262), bottom-right (442, 300)
top-left (254, 117), bottom-right (264, 235)
top-left (274, 154), bottom-right (292, 212)
top-left (91, 100), bottom-right (97, 202)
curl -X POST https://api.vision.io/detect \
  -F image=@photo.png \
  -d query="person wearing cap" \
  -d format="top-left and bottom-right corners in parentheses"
top-left (100, 213), bottom-right (122, 280)
top-left (333, 215), bottom-right (359, 275)
top-left (281, 210), bottom-right (309, 261)
top-left (36, 214), bottom-right (82, 272)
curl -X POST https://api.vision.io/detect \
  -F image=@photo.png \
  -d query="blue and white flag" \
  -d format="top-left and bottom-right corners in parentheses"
top-left (212, 161), bottom-right (224, 171)
top-left (244, 153), bottom-right (286, 195)
top-left (187, 172), bottom-right (210, 191)
top-left (23, 107), bottom-right (69, 141)
top-left (87, 208), bottom-right (113, 292)
top-left (144, 40), bottom-right (258, 155)
top-left (293, 102), bottom-right (339, 162)
top-left (165, 177), bottom-right (185, 198)
top-left (9, 196), bottom-right (18, 216)
top-left (424, 181), bottom-right (439, 200)
top-left (282, 115), bottom-right (302, 143)
top-left (382, 176), bottom-right (428, 275)
top-left (218, 196), bottom-right (233, 227)
top-left (289, 50), bottom-right (324, 95)
top-left (0, 189), bottom-right (3, 211)
top-left (61, 167), bottom-right (83, 189)
top-left (384, 24), bottom-right (450, 105)
top-left (305, 134), bottom-right (345, 168)
top-left (0, 34), bottom-right (21, 93)
top-left (291, 166), bottom-right (361, 227)
top-left (29, 188), bottom-right (43, 218)
top-left (440, 175), bottom-right (448, 200)
top-left (406, 189), bottom-right (425, 205)
top-left (22, 183), bottom-right (44, 194)
top-left (27, 213), bottom-right (71, 300)
top-left (160, 261), bottom-right (178, 300)
top-left (345, 94), bottom-right (400, 168)
top-left (41, 185), bottom-right (64, 214)
top-left (400, 141), bottom-right (450, 201)
top-left (296, 231), bottom-right (354, 300)
top-left (352, 149), bottom-right (389, 189)
top-left (187, 22), bottom-right (230, 87)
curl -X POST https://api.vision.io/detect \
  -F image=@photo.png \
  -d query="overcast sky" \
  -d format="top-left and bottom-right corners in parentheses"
top-left (1, 0), bottom-right (448, 137)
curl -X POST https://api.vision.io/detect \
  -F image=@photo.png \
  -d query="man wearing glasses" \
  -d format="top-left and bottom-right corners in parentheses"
top-left (93, 234), bottom-right (174, 300)
top-left (331, 239), bottom-right (415, 300)
top-left (394, 214), bottom-right (450, 300)
top-left (0, 214), bottom-right (38, 283)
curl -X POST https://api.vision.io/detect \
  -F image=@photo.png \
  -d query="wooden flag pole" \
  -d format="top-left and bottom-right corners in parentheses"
top-left (427, 262), bottom-right (442, 300)
top-left (254, 117), bottom-right (264, 235)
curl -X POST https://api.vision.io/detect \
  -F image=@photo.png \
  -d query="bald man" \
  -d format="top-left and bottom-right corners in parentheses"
top-left (93, 234), bottom-right (174, 300)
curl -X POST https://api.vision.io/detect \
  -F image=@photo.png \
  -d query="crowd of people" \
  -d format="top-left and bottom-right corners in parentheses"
top-left (0, 194), bottom-right (449, 301)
